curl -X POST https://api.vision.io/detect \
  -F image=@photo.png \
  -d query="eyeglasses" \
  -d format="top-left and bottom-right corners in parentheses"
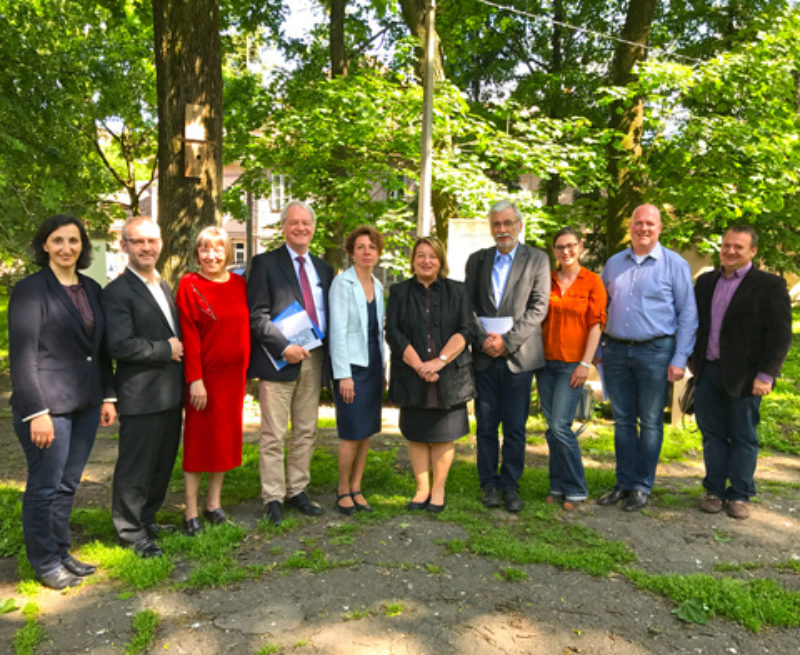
top-left (554, 242), bottom-right (579, 252)
top-left (124, 238), bottom-right (160, 247)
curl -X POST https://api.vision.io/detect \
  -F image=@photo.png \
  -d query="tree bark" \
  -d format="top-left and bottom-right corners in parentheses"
top-left (398, 0), bottom-right (444, 82)
top-left (330, 0), bottom-right (347, 77)
top-left (152, 0), bottom-right (223, 288)
top-left (545, 0), bottom-right (564, 208)
top-left (605, 0), bottom-right (657, 256)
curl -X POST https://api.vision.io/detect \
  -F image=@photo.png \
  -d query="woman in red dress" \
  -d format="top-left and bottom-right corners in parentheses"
top-left (176, 227), bottom-right (250, 536)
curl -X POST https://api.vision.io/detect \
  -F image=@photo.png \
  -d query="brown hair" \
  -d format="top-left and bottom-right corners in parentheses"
top-left (345, 225), bottom-right (384, 256)
top-left (410, 236), bottom-right (449, 279)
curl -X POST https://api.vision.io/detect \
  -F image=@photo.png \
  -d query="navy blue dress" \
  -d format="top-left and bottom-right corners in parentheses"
top-left (334, 298), bottom-right (382, 440)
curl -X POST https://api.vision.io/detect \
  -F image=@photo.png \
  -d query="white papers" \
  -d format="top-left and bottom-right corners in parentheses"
top-left (479, 316), bottom-right (514, 334)
top-left (264, 301), bottom-right (323, 371)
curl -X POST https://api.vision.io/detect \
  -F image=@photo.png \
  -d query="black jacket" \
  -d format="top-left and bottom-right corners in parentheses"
top-left (247, 245), bottom-right (334, 382)
top-left (386, 276), bottom-right (475, 408)
top-left (9, 267), bottom-right (114, 417)
top-left (690, 266), bottom-right (792, 397)
top-left (102, 269), bottom-right (183, 415)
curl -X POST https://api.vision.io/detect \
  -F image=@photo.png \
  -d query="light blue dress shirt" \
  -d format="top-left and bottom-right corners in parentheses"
top-left (492, 244), bottom-right (518, 307)
top-left (601, 243), bottom-right (698, 369)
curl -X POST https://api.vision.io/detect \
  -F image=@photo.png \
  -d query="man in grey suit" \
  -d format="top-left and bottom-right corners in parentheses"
top-left (248, 200), bottom-right (334, 526)
top-left (465, 199), bottom-right (550, 512)
top-left (103, 217), bottom-right (184, 558)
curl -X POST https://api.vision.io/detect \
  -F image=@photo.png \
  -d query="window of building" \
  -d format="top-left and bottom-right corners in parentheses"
top-left (234, 242), bottom-right (245, 264)
top-left (270, 174), bottom-right (291, 212)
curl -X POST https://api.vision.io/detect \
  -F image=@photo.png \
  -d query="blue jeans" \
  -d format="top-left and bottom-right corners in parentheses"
top-left (475, 358), bottom-right (535, 492)
top-left (13, 407), bottom-right (100, 575)
top-left (695, 361), bottom-right (761, 501)
top-left (536, 360), bottom-right (587, 500)
top-left (602, 336), bottom-right (673, 494)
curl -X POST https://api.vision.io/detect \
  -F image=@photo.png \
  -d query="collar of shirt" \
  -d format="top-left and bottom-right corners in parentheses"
top-left (494, 243), bottom-right (518, 263)
top-left (720, 261), bottom-right (752, 279)
top-left (627, 242), bottom-right (663, 265)
top-left (127, 265), bottom-right (161, 286)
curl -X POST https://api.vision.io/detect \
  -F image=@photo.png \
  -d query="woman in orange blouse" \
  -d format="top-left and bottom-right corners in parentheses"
top-left (536, 228), bottom-right (607, 509)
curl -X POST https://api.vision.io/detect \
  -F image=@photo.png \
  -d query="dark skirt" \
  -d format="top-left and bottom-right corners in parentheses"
top-left (399, 404), bottom-right (469, 443)
top-left (334, 300), bottom-right (382, 441)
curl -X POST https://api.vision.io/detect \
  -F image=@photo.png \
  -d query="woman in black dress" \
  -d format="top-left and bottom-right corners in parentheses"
top-left (329, 226), bottom-right (385, 515)
top-left (386, 237), bottom-right (475, 513)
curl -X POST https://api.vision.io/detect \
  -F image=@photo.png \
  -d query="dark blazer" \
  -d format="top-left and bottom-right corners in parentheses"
top-left (247, 244), bottom-right (334, 382)
top-left (9, 267), bottom-right (114, 418)
top-left (385, 277), bottom-right (475, 408)
top-left (102, 269), bottom-right (183, 415)
top-left (690, 266), bottom-right (792, 398)
top-left (465, 244), bottom-right (550, 373)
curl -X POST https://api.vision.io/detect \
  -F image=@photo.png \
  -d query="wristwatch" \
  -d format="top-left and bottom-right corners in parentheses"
top-left (438, 353), bottom-right (448, 363)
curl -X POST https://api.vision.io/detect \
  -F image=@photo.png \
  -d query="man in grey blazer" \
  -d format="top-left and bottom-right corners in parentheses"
top-left (103, 217), bottom-right (184, 558)
top-left (248, 200), bottom-right (334, 526)
top-left (465, 199), bottom-right (550, 512)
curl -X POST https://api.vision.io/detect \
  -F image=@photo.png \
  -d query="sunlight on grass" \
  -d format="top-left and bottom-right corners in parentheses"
top-left (80, 542), bottom-right (174, 590)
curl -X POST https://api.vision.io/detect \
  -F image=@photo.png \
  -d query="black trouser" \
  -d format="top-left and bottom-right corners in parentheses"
top-left (112, 407), bottom-right (182, 543)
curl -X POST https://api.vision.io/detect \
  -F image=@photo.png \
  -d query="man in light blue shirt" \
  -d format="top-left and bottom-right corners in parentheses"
top-left (597, 204), bottom-right (698, 511)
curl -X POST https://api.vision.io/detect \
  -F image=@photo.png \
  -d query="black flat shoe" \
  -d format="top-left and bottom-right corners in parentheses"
top-left (202, 508), bottom-right (228, 525)
top-left (286, 491), bottom-right (324, 516)
top-left (264, 500), bottom-right (283, 526)
top-left (622, 490), bottom-right (648, 512)
top-left (427, 502), bottom-right (446, 514)
top-left (183, 517), bottom-right (203, 537)
top-left (37, 566), bottom-right (83, 590)
top-left (62, 554), bottom-right (96, 577)
top-left (145, 523), bottom-right (176, 539)
top-left (133, 537), bottom-right (164, 558)
top-left (336, 493), bottom-right (356, 516)
top-left (407, 495), bottom-right (430, 511)
top-left (351, 490), bottom-right (372, 512)
top-left (598, 486), bottom-right (630, 506)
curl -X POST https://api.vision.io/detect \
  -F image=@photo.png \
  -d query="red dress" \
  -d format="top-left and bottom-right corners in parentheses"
top-left (176, 272), bottom-right (250, 472)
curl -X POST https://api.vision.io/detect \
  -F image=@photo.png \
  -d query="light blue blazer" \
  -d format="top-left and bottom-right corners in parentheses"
top-left (329, 266), bottom-right (385, 380)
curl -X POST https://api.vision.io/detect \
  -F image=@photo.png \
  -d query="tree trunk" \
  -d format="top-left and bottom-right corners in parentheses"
top-left (605, 0), bottom-right (657, 256)
top-left (330, 0), bottom-right (347, 77)
top-left (545, 0), bottom-right (564, 208)
top-left (326, 0), bottom-right (348, 270)
top-left (152, 0), bottom-right (223, 288)
top-left (398, 0), bottom-right (444, 82)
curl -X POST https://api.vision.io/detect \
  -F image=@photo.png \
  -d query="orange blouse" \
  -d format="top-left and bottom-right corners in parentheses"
top-left (542, 267), bottom-right (607, 362)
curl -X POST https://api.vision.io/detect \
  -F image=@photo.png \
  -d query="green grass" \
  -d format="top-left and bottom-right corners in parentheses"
top-left (0, 486), bottom-right (24, 559)
top-left (0, 287), bottom-right (9, 368)
top-left (13, 602), bottom-right (45, 655)
top-left (382, 602), bottom-right (404, 617)
top-left (495, 566), bottom-right (528, 582)
top-left (124, 609), bottom-right (159, 655)
top-left (80, 542), bottom-right (174, 590)
top-left (624, 568), bottom-right (800, 632)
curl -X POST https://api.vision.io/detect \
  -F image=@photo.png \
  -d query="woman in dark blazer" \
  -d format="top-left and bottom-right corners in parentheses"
top-left (386, 237), bottom-right (475, 514)
top-left (9, 215), bottom-right (116, 589)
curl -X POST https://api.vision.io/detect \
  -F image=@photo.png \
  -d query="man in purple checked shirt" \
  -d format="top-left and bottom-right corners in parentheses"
top-left (690, 225), bottom-right (792, 520)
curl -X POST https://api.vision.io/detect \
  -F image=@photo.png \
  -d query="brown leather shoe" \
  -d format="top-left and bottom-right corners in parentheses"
top-left (725, 500), bottom-right (750, 519)
top-left (699, 493), bottom-right (723, 514)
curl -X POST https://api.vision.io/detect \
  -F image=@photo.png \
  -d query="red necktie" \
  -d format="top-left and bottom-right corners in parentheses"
top-left (296, 256), bottom-right (320, 327)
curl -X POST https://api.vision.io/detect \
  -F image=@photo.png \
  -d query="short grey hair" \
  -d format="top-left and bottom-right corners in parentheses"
top-left (121, 216), bottom-right (161, 241)
top-left (280, 200), bottom-right (316, 227)
top-left (488, 199), bottom-right (522, 223)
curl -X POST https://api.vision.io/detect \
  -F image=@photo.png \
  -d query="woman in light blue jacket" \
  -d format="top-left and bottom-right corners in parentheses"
top-left (329, 226), bottom-right (385, 515)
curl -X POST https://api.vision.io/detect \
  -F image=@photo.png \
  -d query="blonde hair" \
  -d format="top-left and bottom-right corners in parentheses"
top-left (193, 226), bottom-right (233, 267)
top-left (410, 236), bottom-right (449, 279)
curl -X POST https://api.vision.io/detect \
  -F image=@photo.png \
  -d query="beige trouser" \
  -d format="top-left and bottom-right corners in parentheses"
top-left (258, 348), bottom-right (323, 503)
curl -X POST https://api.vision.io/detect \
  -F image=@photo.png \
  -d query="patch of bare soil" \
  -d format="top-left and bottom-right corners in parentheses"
top-left (1, 391), bottom-right (799, 654)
